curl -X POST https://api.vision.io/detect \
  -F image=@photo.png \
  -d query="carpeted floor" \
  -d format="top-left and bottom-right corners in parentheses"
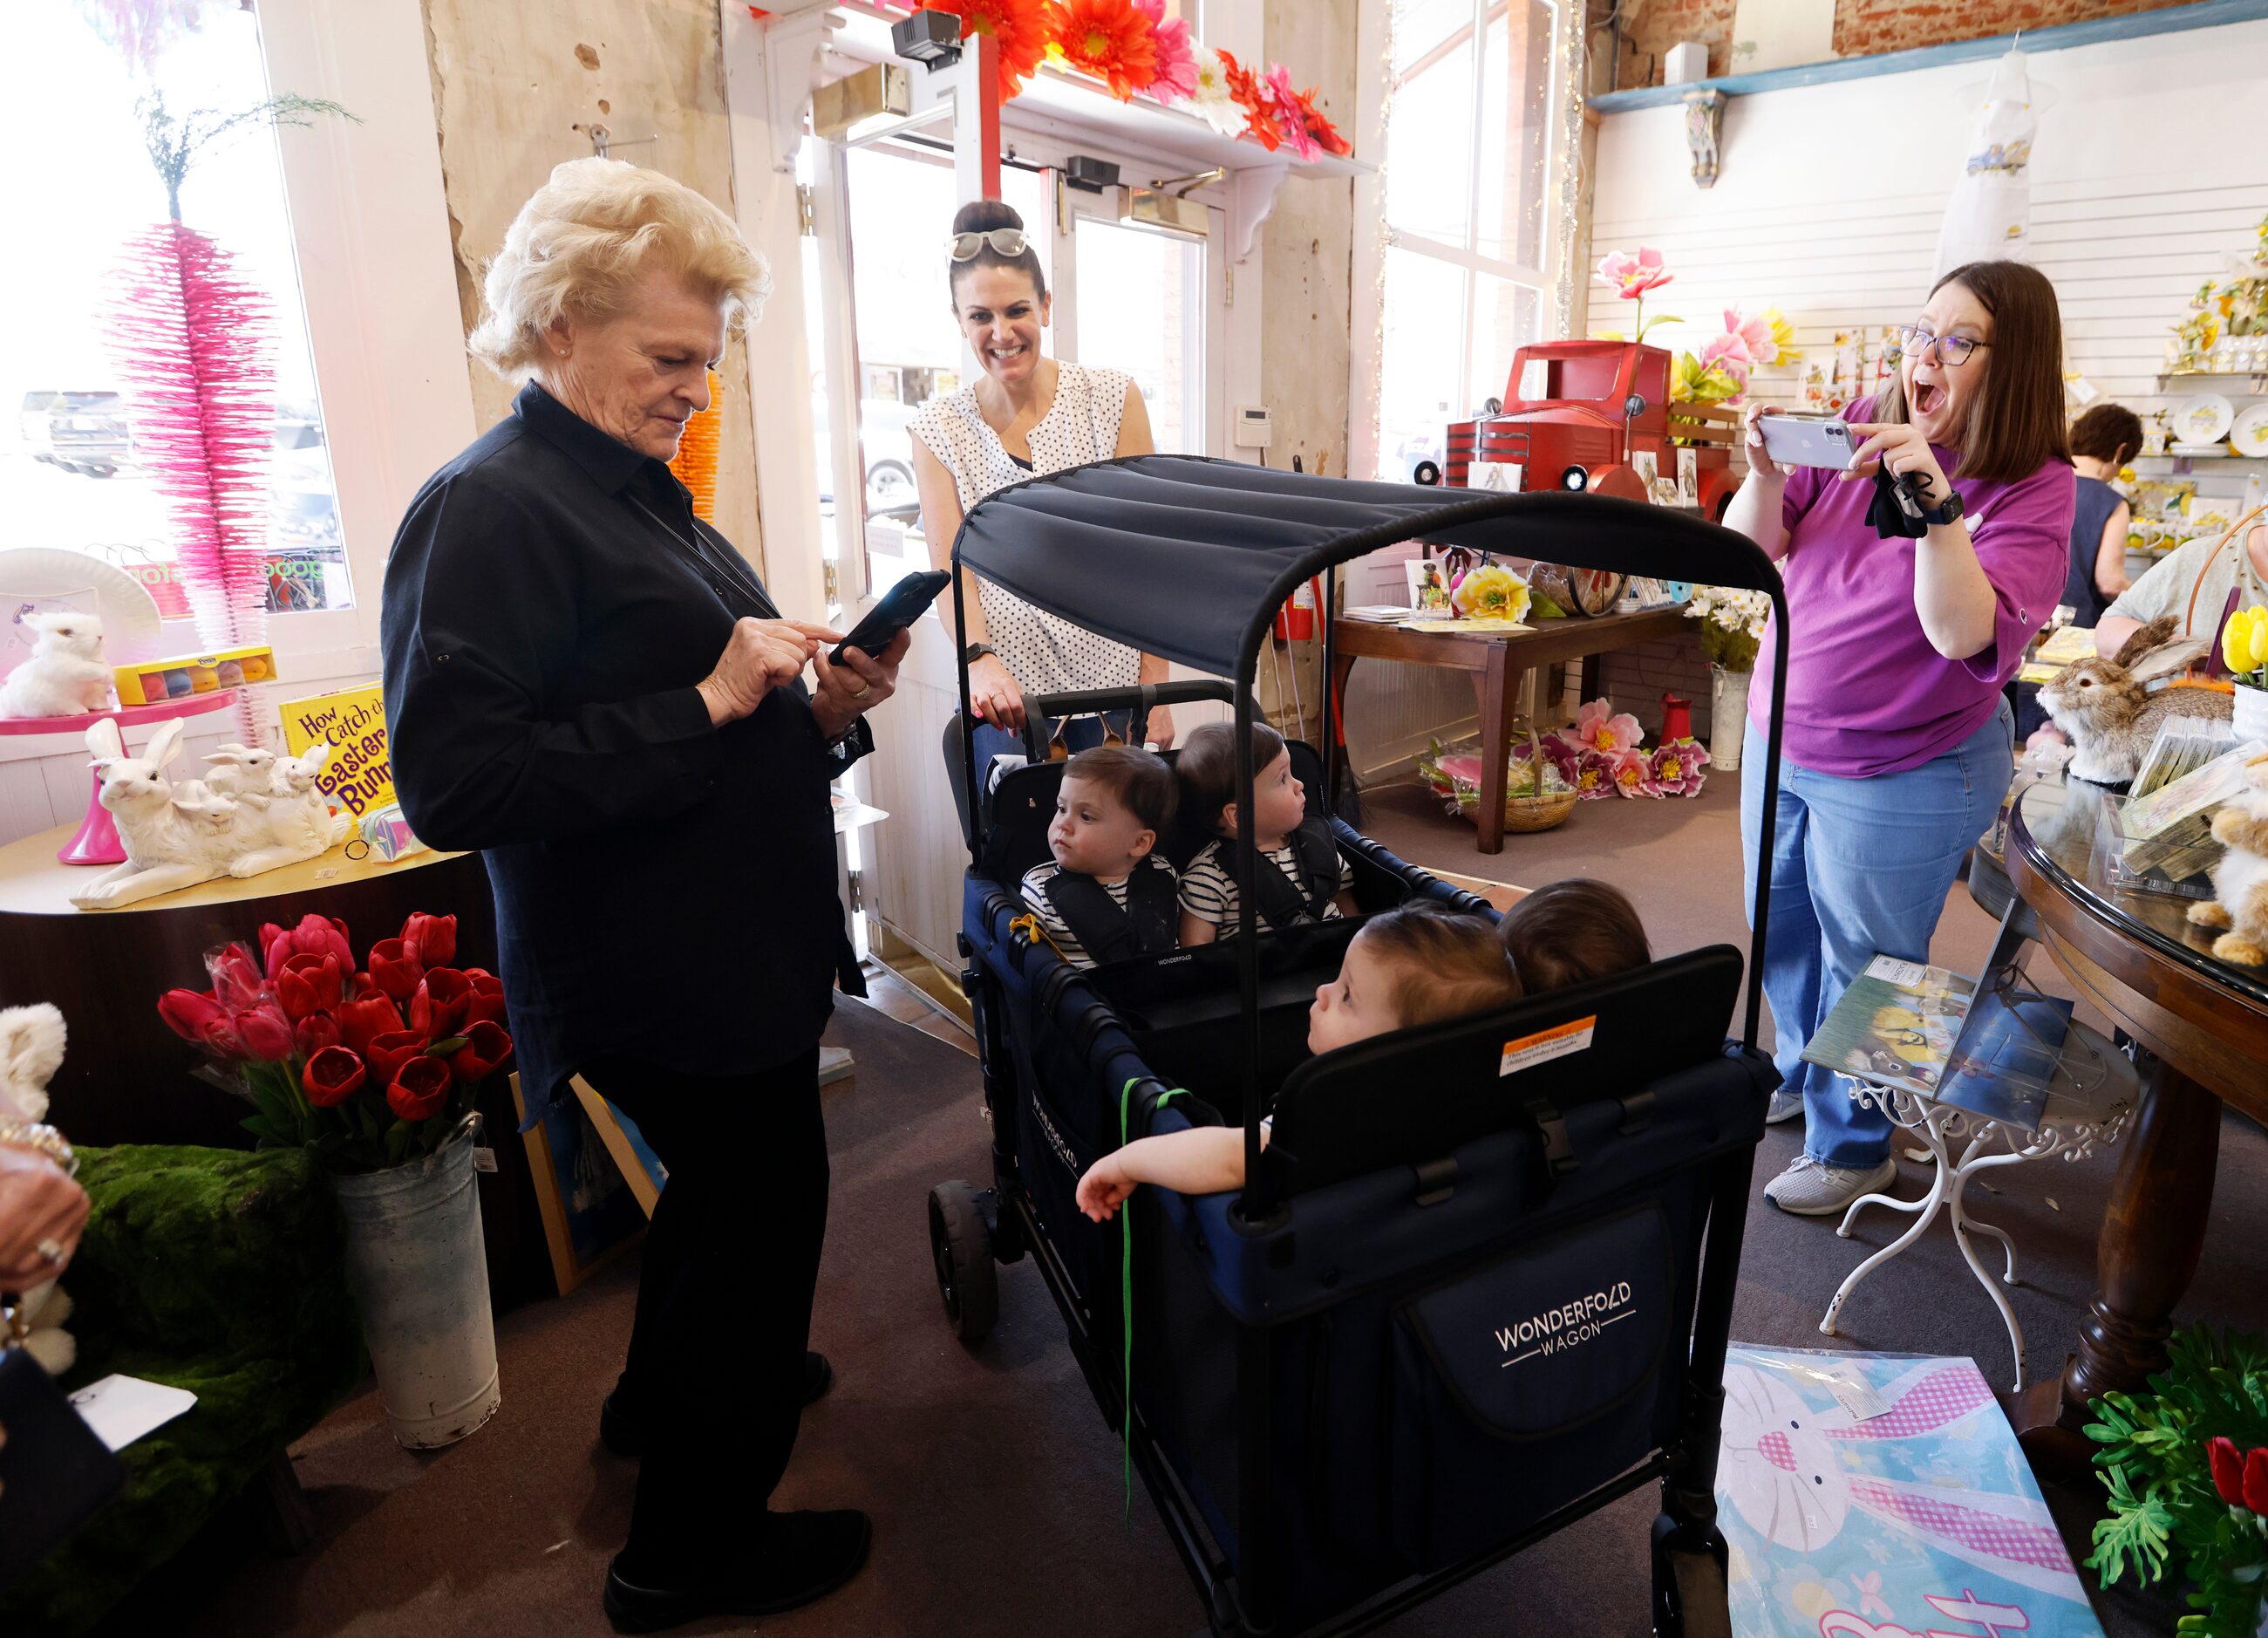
top-left (112, 774), bottom-right (2268, 1637)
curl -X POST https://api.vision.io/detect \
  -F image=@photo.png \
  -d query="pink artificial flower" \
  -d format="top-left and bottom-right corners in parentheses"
top-left (1597, 247), bottom-right (1672, 301)
top-left (1263, 63), bottom-right (1321, 160)
top-left (1572, 747), bottom-right (1618, 800)
top-left (1699, 331), bottom-right (1753, 373)
top-left (1134, 0), bottom-right (1197, 100)
top-left (1724, 307), bottom-right (1780, 366)
top-left (1650, 737), bottom-right (1711, 797)
top-left (1537, 732), bottom-right (1583, 786)
top-left (1575, 698), bottom-right (1645, 754)
top-left (1606, 746), bottom-right (1659, 798)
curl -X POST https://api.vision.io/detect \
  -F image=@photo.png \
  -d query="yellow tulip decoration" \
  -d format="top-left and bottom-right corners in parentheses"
top-left (2225, 604), bottom-right (2268, 684)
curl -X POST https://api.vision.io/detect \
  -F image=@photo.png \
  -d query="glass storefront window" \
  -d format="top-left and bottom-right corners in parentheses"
top-left (0, 4), bottom-right (349, 615)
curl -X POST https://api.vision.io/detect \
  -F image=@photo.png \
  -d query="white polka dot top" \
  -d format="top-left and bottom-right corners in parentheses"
top-left (910, 360), bottom-right (1144, 700)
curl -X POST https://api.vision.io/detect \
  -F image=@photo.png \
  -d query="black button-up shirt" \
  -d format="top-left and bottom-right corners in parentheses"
top-left (381, 382), bottom-right (868, 1125)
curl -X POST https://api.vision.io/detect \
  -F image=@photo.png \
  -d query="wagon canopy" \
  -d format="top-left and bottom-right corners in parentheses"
top-left (950, 454), bottom-right (1780, 679)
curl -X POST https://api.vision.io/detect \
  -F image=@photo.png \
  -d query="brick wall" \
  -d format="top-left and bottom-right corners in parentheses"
top-left (1613, 0), bottom-right (2192, 89)
top-left (1599, 638), bottom-right (1720, 740)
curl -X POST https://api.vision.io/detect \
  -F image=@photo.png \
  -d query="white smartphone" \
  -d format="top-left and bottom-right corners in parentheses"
top-left (1758, 413), bottom-right (1861, 470)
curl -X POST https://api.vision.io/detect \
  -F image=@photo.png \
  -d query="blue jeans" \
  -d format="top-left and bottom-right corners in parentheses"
top-left (1739, 700), bottom-right (2013, 1166)
top-left (970, 709), bottom-right (1135, 781)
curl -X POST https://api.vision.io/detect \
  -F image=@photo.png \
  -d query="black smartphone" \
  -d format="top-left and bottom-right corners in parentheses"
top-left (828, 570), bottom-right (952, 666)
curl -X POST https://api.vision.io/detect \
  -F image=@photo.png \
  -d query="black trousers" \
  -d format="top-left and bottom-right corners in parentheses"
top-left (582, 1048), bottom-right (828, 1573)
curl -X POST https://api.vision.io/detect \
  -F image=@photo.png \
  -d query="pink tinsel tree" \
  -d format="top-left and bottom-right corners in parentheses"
top-left (104, 91), bottom-right (350, 741)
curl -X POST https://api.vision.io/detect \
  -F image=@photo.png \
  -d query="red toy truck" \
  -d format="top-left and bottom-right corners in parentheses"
top-left (1444, 339), bottom-right (1740, 521)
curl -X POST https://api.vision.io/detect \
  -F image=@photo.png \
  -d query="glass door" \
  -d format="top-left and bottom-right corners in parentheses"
top-left (1053, 181), bottom-right (1222, 458)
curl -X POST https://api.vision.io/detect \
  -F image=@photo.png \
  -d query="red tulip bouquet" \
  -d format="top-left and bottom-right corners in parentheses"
top-left (157, 911), bottom-right (511, 1172)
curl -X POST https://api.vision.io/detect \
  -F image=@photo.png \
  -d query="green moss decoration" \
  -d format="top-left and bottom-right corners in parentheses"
top-left (0, 1145), bottom-right (366, 1637)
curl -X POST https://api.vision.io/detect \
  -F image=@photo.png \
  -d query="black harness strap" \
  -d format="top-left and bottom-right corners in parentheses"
top-left (1247, 816), bottom-right (1343, 931)
top-left (1042, 860), bottom-right (1179, 965)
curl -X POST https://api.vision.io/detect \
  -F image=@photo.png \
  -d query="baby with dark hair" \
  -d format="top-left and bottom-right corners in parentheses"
top-left (1020, 745), bottom-right (1179, 969)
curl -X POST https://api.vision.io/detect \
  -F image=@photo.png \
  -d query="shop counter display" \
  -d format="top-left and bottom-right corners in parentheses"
top-left (1997, 772), bottom-right (2268, 1474)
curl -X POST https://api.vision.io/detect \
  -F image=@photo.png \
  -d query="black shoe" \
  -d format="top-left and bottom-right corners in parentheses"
top-left (600, 1352), bottom-right (834, 1458)
top-left (602, 1509), bottom-right (872, 1633)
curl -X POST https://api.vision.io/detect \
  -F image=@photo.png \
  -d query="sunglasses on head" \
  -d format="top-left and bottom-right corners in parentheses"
top-left (948, 228), bottom-right (1030, 261)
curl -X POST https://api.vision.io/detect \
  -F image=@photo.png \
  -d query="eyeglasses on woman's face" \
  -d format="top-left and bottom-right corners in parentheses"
top-left (1897, 324), bottom-right (1989, 367)
top-left (949, 228), bottom-right (1029, 262)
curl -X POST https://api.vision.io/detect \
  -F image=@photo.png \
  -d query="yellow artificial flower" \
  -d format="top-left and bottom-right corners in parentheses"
top-left (2227, 605), bottom-right (2268, 674)
top-left (1761, 306), bottom-right (1801, 364)
top-left (1450, 562), bottom-right (1532, 624)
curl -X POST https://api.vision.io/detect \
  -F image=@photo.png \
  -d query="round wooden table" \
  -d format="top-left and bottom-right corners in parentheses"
top-left (1999, 773), bottom-right (2268, 1474)
top-left (0, 822), bottom-right (494, 1147)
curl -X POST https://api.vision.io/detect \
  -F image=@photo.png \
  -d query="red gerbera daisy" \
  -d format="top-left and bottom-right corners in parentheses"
top-left (1045, 0), bottom-right (1161, 100)
top-left (1216, 48), bottom-right (1280, 151)
top-left (921, 0), bottom-right (1052, 104)
top-left (1288, 81), bottom-right (1352, 158)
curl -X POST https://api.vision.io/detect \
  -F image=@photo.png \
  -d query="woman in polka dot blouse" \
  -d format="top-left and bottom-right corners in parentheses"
top-left (910, 198), bottom-right (1178, 773)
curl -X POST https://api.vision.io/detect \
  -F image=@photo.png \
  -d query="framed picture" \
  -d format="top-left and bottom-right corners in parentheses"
top-left (573, 1077), bottom-right (669, 1218)
top-left (1631, 450), bottom-right (1660, 494)
top-left (1403, 556), bottom-right (1453, 614)
top-left (509, 1073), bottom-right (647, 1294)
top-left (1675, 447), bottom-right (1699, 508)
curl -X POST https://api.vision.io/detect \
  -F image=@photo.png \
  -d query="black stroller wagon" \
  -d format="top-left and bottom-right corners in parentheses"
top-left (924, 456), bottom-right (1789, 1635)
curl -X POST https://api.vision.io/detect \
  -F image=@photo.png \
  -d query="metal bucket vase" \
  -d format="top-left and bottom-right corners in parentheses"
top-left (330, 1117), bottom-right (501, 1449)
top-left (1709, 664), bottom-right (1752, 774)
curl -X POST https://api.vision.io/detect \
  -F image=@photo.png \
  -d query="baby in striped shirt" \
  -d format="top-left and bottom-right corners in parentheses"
top-left (1019, 745), bottom-right (1181, 969)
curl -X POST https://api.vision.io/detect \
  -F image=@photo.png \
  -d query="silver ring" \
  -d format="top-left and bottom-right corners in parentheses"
top-left (36, 1238), bottom-right (65, 1266)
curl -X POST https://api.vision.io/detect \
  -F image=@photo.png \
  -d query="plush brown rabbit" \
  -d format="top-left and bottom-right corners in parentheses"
top-left (2038, 615), bottom-right (2234, 785)
top-left (2187, 749), bottom-right (2268, 966)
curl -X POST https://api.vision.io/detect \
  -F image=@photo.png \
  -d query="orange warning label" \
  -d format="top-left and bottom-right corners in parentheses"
top-left (1498, 1016), bottom-right (1597, 1076)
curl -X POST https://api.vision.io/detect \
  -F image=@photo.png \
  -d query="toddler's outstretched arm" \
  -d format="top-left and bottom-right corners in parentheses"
top-left (1075, 1126), bottom-right (1256, 1220)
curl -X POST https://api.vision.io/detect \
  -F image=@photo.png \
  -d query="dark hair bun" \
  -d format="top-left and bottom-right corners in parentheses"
top-left (952, 199), bottom-right (1025, 235)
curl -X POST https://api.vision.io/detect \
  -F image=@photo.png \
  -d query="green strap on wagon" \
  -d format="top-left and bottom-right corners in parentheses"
top-left (1119, 1076), bottom-right (1188, 1525)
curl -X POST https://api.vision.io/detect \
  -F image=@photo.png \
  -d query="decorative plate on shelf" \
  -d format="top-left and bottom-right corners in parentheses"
top-left (2171, 392), bottom-right (2236, 446)
top-left (2230, 402), bottom-right (2268, 458)
top-left (0, 549), bottom-right (165, 665)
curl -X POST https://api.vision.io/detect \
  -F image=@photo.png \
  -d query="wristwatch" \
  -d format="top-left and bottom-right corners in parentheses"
top-left (1917, 486), bottom-right (1965, 528)
top-left (963, 642), bottom-right (996, 665)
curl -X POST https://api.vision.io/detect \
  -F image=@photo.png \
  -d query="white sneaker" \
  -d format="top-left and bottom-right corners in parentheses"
top-left (1766, 1089), bottom-right (1803, 1124)
top-left (1764, 1154), bottom-right (1899, 1217)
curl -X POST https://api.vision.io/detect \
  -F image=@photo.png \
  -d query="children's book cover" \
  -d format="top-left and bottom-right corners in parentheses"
top-left (1800, 958), bottom-right (1975, 1099)
top-left (279, 683), bottom-right (394, 817)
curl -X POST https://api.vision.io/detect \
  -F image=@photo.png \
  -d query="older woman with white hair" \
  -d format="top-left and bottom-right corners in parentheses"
top-left (381, 158), bottom-right (896, 1631)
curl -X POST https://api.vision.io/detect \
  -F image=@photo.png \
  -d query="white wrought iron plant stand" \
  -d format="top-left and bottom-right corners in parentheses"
top-left (1817, 1020), bottom-right (2135, 1393)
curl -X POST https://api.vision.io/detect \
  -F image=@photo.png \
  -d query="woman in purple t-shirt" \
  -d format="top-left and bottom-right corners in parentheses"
top-left (1723, 260), bottom-right (2075, 1218)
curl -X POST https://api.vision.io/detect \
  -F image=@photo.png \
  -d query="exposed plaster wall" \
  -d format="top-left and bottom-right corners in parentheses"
top-left (419, 0), bottom-right (766, 567)
top-left (1261, 0), bottom-right (1358, 477)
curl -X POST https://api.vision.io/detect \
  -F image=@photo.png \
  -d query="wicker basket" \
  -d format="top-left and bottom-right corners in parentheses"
top-left (1476, 731), bottom-right (1577, 834)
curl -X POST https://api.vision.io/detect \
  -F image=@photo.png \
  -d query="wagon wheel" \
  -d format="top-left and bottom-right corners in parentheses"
top-left (928, 1180), bottom-right (998, 1341)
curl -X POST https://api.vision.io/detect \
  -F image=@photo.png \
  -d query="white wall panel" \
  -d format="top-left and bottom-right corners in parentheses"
top-left (1587, 19), bottom-right (2268, 468)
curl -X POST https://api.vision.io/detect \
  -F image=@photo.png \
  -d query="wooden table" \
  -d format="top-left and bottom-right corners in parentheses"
top-left (1997, 774), bottom-right (2268, 1475)
top-left (1331, 605), bottom-right (1694, 852)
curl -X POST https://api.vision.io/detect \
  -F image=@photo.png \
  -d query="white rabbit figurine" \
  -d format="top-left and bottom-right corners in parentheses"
top-left (0, 1002), bottom-right (77, 1374)
top-left (70, 718), bottom-right (243, 909)
top-left (201, 742), bottom-right (278, 797)
top-left (0, 611), bottom-right (112, 719)
top-left (227, 741), bottom-right (351, 877)
top-left (0, 1002), bottom-right (66, 1123)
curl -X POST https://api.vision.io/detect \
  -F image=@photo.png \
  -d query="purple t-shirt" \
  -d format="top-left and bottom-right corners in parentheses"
top-left (1749, 402), bottom-right (2074, 779)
